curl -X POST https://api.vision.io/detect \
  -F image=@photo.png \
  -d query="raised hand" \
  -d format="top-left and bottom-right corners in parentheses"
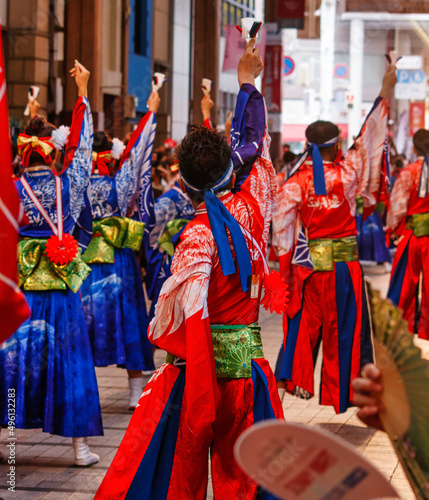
top-left (147, 92), bottom-right (161, 114)
top-left (238, 37), bottom-right (264, 87)
top-left (379, 64), bottom-right (398, 100)
top-left (70, 60), bottom-right (90, 98)
top-left (29, 99), bottom-right (41, 119)
top-left (201, 94), bottom-right (214, 121)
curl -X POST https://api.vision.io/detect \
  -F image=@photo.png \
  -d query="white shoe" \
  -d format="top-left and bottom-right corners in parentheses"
top-left (73, 437), bottom-right (99, 466)
top-left (128, 376), bottom-right (143, 410)
top-left (384, 262), bottom-right (392, 273)
top-left (142, 369), bottom-right (155, 376)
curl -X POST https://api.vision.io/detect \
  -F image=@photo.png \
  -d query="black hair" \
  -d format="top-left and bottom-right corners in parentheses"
top-left (23, 115), bottom-right (56, 166)
top-left (283, 151), bottom-right (297, 164)
top-left (175, 126), bottom-right (231, 198)
top-left (305, 120), bottom-right (340, 145)
top-left (413, 129), bottom-right (429, 156)
top-left (93, 130), bottom-right (113, 153)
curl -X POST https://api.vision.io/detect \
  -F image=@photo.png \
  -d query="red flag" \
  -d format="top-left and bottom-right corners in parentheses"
top-left (0, 26), bottom-right (30, 343)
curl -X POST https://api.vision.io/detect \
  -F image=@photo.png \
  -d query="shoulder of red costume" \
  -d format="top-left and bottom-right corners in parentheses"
top-left (174, 217), bottom-right (214, 250)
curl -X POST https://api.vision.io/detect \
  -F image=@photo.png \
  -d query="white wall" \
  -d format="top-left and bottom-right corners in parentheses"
top-left (171, 0), bottom-right (192, 142)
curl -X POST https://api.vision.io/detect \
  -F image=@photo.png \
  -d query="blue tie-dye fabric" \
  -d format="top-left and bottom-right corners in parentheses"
top-left (0, 289), bottom-right (103, 437)
top-left (80, 248), bottom-right (155, 371)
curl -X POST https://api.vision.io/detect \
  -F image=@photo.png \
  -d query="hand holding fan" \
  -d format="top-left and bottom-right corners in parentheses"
top-left (234, 421), bottom-right (398, 500)
top-left (369, 287), bottom-right (429, 499)
top-left (24, 85), bottom-right (40, 116)
top-left (201, 78), bottom-right (212, 96)
top-left (239, 18), bottom-right (263, 44)
top-left (384, 51), bottom-right (402, 66)
top-left (152, 72), bottom-right (166, 93)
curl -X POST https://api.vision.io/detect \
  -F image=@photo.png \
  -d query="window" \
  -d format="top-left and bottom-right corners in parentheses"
top-left (133, 0), bottom-right (151, 57)
top-left (221, 0), bottom-right (255, 35)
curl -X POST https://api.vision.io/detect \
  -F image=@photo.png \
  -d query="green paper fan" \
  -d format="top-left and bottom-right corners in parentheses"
top-left (369, 287), bottom-right (429, 499)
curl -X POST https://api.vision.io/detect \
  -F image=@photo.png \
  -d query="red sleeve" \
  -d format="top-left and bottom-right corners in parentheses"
top-left (60, 96), bottom-right (87, 175)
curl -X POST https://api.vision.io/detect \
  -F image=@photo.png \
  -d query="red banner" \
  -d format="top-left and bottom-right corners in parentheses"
top-left (0, 26), bottom-right (30, 342)
top-left (223, 25), bottom-right (266, 73)
top-left (409, 101), bottom-right (426, 136)
top-left (262, 44), bottom-right (282, 113)
top-left (278, 0), bottom-right (306, 29)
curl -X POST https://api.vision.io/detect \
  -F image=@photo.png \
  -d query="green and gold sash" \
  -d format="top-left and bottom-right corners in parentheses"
top-left (406, 212), bottom-right (429, 238)
top-left (308, 236), bottom-right (358, 272)
top-left (18, 239), bottom-right (91, 293)
top-left (158, 218), bottom-right (190, 256)
top-left (83, 216), bottom-right (145, 264)
top-left (166, 323), bottom-right (264, 379)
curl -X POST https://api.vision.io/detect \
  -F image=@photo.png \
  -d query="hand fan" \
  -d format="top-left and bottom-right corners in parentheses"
top-left (23, 85), bottom-right (40, 116)
top-left (234, 420), bottom-right (398, 500)
top-left (201, 78), bottom-right (212, 96)
top-left (152, 72), bottom-right (166, 93)
top-left (240, 18), bottom-right (263, 44)
top-left (369, 287), bottom-right (429, 499)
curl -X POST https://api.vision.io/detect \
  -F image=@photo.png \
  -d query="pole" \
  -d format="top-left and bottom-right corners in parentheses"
top-left (319, 0), bottom-right (336, 120)
top-left (348, 18), bottom-right (364, 147)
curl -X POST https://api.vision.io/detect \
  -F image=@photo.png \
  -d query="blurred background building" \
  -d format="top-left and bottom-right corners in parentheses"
top-left (2, 0), bottom-right (429, 158)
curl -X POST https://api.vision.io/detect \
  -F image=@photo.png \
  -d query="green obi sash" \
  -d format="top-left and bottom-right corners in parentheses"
top-left (406, 213), bottom-right (429, 238)
top-left (166, 323), bottom-right (265, 379)
top-left (18, 239), bottom-right (91, 293)
top-left (308, 236), bottom-right (358, 272)
top-left (158, 219), bottom-right (190, 256)
top-left (83, 217), bottom-right (145, 264)
top-left (211, 323), bottom-right (265, 378)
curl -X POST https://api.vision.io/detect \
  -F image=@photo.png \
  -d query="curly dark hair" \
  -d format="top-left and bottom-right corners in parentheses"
top-left (413, 129), bottom-right (429, 156)
top-left (305, 120), bottom-right (339, 145)
top-left (24, 115), bottom-right (56, 167)
top-left (176, 126), bottom-right (231, 197)
top-left (93, 130), bottom-right (113, 153)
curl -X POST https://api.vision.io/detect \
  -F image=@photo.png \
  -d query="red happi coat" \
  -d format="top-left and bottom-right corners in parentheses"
top-left (387, 158), bottom-right (429, 232)
top-left (273, 98), bottom-right (389, 318)
top-left (387, 158), bottom-right (429, 337)
top-left (271, 98), bottom-right (388, 413)
top-left (148, 130), bottom-right (276, 435)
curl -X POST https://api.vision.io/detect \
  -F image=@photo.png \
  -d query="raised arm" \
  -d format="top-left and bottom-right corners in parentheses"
top-left (341, 65), bottom-right (397, 214)
top-left (230, 39), bottom-right (265, 179)
top-left (60, 60), bottom-right (94, 224)
top-left (120, 93), bottom-right (159, 230)
top-left (201, 94), bottom-right (214, 129)
top-left (386, 166), bottom-right (414, 233)
top-left (231, 40), bottom-right (276, 224)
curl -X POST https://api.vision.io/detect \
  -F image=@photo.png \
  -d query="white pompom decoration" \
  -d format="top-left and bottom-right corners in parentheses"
top-left (111, 138), bottom-right (126, 160)
top-left (51, 125), bottom-right (70, 151)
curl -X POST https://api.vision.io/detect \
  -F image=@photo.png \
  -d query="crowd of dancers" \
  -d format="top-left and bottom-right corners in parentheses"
top-left (0, 36), bottom-right (428, 499)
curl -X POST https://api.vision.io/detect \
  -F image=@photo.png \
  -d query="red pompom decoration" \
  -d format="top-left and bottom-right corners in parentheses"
top-left (260, 269), bottom-right (289, 315)
top-left (45, 233), bottom-right (79, 266)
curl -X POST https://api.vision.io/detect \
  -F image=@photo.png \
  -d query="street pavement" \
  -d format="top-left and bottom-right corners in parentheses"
top-left (0, 263), bottom-right (423, 499)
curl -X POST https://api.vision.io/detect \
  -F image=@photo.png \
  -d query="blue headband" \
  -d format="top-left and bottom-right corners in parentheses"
top-left (288, 136), bottom-right (339, 196)
top-left (180, 161), bottom-right (252, 292)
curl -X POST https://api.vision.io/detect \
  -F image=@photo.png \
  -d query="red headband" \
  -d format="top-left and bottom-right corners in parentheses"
top-left (92, 151), bottom-right (113, 176)
top-left (17, 134), bottom-right (55, 167)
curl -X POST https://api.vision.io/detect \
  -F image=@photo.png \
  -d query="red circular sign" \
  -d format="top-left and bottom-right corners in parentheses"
top-left (334, 63), bottom-right (349, 79)
top-left (284, 56), bottom-right (295, 76)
